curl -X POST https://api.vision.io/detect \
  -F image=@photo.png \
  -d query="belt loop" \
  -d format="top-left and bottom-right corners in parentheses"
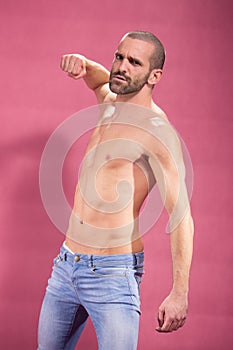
top-left (88, 255), bottom-right (94, 267)
top-left (133, 253), bottom-right (138, 266)
top-left (64, 252), bottom-right (67, 261)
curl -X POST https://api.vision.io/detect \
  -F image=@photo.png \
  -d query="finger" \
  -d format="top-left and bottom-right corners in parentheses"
top-left (159, 318), bottom-right (173, 332)
top-left (179, 318), bottom-right (186, 328)
top-left (62, 55), bottom-right (70, 71)
top-left (67, 69), bottom-right (85, 80)
top-left (156, 308), bottom-right (165, 329)
top-left (67, 56), bottom-right (76, 74)
top-left (72, 59), bottom-right (86, 78)
top-left (171, 317), bottom-right (186, 331)
top-left (169, 320), bottom-right (179, 332)
top-left (60, 55), bottom-right (67, 71)
top-left (67, 72), bottom-right (82, 80)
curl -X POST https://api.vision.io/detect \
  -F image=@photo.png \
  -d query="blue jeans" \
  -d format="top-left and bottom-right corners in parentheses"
top-left (37, 244), bottom-right (144, 350)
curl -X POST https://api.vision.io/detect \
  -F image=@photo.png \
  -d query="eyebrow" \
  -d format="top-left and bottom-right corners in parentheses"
top-left (115, 51), bottom-right (143, 66)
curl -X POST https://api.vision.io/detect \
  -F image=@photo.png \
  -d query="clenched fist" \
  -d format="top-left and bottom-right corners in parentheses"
top-left (60, 54), bottom-right (87, 79)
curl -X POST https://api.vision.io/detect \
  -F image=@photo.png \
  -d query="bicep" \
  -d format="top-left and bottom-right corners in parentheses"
top-left (148, 134), bottom-right (189, 232)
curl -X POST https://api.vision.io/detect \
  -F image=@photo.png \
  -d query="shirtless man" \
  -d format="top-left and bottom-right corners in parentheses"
top-left (37, 31), bottom-right (194, 350)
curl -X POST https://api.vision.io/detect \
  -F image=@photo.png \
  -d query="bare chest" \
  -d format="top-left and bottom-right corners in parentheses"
top-left (83, 123), bottom-right (144, 170)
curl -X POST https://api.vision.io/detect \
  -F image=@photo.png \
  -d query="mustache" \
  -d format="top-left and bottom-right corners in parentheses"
top-left (111, 71), bottom-right (131, 82)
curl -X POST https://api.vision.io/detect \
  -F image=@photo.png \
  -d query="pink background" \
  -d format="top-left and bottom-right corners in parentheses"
top-left (1, 0), bottom-right (232, 349)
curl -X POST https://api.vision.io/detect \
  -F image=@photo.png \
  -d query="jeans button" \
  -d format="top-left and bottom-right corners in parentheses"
top-left (74, 255), bottom-right (80, 262)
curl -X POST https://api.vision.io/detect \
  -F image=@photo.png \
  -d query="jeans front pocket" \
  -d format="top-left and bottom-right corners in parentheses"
top-left (90, 264), bottom-right (128, 277)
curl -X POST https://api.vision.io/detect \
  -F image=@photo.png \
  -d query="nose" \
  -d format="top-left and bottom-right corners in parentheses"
top-left (118, 58), bottom-right (128, 73)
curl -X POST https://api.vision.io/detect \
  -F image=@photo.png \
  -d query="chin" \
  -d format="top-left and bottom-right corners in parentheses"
top-left (109, 84), bottom-right (121, 94)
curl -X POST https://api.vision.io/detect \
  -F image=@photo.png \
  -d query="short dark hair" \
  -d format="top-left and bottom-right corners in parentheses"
top-left (124, 30), bottom-right (165, 70)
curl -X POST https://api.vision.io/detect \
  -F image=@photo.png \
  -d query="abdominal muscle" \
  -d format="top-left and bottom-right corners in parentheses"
top-left (65, 158), bottom-right (151, 255)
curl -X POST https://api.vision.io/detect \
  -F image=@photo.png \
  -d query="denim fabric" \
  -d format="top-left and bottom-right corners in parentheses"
top-left (37, 244), bottom-right (144, 350)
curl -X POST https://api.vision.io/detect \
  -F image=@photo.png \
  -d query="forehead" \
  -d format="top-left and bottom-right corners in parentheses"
top-left (117, 37), bottom-right (154, 61)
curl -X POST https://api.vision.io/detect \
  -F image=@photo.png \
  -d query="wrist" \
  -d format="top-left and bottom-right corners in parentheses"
top-left (171, 285), bottom-right (189, 298)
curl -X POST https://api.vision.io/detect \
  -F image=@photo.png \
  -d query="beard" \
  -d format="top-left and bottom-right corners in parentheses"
top-left (109, 70), bottom-right (150, 95)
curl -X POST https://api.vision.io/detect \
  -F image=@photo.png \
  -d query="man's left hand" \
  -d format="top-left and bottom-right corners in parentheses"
top-left (156, 291), bottom-right (188, 333)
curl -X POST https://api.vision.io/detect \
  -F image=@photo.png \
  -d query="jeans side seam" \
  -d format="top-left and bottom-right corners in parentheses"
top-left (125, 270), bottom-right (141, 314)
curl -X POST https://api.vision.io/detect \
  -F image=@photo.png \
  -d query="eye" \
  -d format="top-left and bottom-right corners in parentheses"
top-left (129, 57), bottom-right (141, 66)
top-left (115, 53), bottom-right (123, 61)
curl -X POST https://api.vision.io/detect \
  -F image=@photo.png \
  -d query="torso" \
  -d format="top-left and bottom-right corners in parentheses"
top-left (66, 102), bottom-right (167, 254)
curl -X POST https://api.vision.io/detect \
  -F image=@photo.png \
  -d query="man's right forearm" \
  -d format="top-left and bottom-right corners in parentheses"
top-left (83, 58), bottom-right (110, 91)
top-left (61, 54), bottom-right (111, 103)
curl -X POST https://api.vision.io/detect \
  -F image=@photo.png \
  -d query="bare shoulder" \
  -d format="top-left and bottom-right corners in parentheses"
top-left (141, 104), bottom-right (182, 162)
top-left (95, 83), bottom-right (117, 104)
top-left (102, 89), bottom-right (117, 103)
top-left (151, 102), bottom-right (168, 121)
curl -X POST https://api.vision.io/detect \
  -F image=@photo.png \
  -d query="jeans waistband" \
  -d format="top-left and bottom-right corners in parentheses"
top-left (60, 243), bottom-right (144, 267)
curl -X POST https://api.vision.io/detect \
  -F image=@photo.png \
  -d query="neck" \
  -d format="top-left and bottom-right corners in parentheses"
top-left (115, 87), bottom-right (154, 108)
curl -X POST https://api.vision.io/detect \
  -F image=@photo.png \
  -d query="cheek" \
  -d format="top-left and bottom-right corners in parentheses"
top-left (132, 72), bottom-right (145, 81)
top-left (111, 61), bottom-right (119, 70)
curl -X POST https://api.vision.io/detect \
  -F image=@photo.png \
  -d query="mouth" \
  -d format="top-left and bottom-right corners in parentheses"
top-left (112, 74), bottom-right (127, 82)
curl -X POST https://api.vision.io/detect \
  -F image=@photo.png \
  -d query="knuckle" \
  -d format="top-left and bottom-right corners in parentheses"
top-left (168, 314), bottom-right (175, 321)
top-left (68, 56), bottom-right (74, 63)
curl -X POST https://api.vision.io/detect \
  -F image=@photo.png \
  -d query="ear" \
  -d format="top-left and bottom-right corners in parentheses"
top-left (147, 69), bottom-right (163, 85)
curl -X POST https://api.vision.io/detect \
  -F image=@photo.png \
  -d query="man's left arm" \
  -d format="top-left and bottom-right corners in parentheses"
top-left (156, 209), bottom-right (194, 332)
top-left (147, 124), bottom-right (194, 333)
